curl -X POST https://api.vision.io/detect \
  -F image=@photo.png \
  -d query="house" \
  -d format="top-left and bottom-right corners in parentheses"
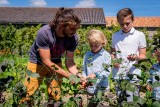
top-left (0, 7), bottom-right (106, 27)
top-left (106, 16), bottom-right (160, 37)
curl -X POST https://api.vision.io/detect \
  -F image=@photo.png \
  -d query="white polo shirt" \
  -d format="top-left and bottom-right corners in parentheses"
top-left (112, 27), bottom-right (146, 79)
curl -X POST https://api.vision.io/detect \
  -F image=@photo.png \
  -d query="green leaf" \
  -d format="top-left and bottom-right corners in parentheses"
top-left (133, 64), bottom-right (140, 68)
top-left (61, 85), bottom-right (68, 91)
top-left (116, 51), bottom-right (121, 53)
top-left (69, 90), bottom-right (74, 94)
top-left (135, 97), bottom-right (145, 105)
top-left (126, 83), bottom-right (135, 92)
top-left (133, 96), bottom-right (139, 102)
top-left (152, 81), bottom-right (160, 87)
top-left (102, 63), bottom-right (109, 69)
top-left (74, 77), bottom-right (81, 84)
top-left (155, 76), bottom-right (159, 81)
top-left (121, 101), bottom-right (129, 107)
top-left (96, 90), bottom-right (102, 101)
top-left (117, 58), bottom-right (122, 63)
top-left (136, 75), bottom-right (143, 80)
top-left (26, 69), bottom-right (40, 78)
top-left (152, 101), bottom-right (160, 107)
top-left (71, 85), bottom-right (78, 90)
top-left (69, 74), bottom-right (81, 84)
top-left (128, 74), bottom-right (133, 79)
top-left (69, 74), bottom-right (78, 83)
top-left (120, 80), bottom-right (128, 91)
top-left (141, 65), bottom-right (147, 70)
top-left (62, 77), bottom-right (70, 83)
top-left (87, 78), bottom-right (97, 84)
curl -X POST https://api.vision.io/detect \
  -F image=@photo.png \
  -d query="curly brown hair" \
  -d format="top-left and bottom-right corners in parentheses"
top-left (49, 7), bottom-right (81, 29)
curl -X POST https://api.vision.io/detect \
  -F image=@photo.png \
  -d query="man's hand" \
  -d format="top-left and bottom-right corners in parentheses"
top-left (79, 77), bottom-right (87, 89)
top-left (76, 73), bottom-right (83, 78)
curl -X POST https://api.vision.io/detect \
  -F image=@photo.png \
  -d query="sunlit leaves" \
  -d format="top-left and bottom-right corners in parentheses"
top-left (61, 75), bottom-right (81, 95)
top-left (152, 101), bottom-right (160, 107)
top-left (152, 81), bottom-right (160, 87)
top-left (26, 69), bottom-right (40, 78)
top-left (126, 83), bottom-right (135, 93)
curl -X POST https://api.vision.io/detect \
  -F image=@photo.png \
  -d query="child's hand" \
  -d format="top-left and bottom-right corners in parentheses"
top-left (146, 84), bottom-right (152, 91)
top-left (86, 73), bottom-right (96, 79)
top-left (127, 54), bottom-right (138, 61)
top-left (80, 77), bottom-right (87, 89)
top-left (114, 63), bottom-right (120, 68)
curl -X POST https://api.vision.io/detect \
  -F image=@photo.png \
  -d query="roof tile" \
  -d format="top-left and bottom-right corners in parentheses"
top-left (106, 17), bottom-right (160, 27)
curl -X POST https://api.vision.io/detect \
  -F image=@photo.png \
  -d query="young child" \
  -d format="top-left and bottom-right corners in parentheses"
top-left (82, 29), bottom-right (111, 94)
top-left (147, 49), bottom-right (160, 100)
top-left (111, 8), bottom-right (146, 102)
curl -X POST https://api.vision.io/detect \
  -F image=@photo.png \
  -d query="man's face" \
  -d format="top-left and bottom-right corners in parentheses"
top-left (63, 23), bottom-right (80, 37)
top-left (118, 15), bottom-right (133, 33)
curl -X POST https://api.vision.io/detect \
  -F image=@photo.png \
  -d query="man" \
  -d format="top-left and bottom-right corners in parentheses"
top-left (111, 8), bottom-right (146, 102)
top-left (24, 7), bottom-right (81, 101)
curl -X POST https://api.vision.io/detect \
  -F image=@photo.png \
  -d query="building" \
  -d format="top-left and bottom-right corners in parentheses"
top-left (0, 7), bottom-right (106, 27)
top-left (106, 16), bottom-right (160, 37)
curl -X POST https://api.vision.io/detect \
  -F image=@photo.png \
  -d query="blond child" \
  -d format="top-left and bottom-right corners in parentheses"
top-left (82, 29), bottom-right (111, 94)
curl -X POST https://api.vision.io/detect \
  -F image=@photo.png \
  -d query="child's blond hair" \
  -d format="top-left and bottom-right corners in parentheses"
top-left (87, 29), bottom-right (107, 46)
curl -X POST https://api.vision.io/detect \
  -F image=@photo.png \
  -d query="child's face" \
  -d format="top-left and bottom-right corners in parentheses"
top-left (118, 15), bottom-right (133, 33)
top-left (89, 42), bottom-right (102, 53)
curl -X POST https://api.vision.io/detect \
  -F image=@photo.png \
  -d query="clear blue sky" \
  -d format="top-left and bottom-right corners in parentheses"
top-left (0, 0), bottom-right (160, 16)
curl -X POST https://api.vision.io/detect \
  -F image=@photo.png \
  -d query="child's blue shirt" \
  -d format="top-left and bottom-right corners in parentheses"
top-left (82, 48), bottom-right (111, 94)
top-left (148, 63), bottom-right (160, 100)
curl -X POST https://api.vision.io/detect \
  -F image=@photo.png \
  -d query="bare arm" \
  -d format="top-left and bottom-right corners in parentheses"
top-left (65, 50), bottom-right (79, 75)
top-left (127, 48), bottom-right (146, 61)
top-left (39, 48), bottom-right (70, 78)
top-left (138, 48), bottom-right (146, 60)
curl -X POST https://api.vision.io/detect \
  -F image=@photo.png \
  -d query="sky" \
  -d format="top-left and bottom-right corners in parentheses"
top-left (0, 0), bottom-right (160, 17)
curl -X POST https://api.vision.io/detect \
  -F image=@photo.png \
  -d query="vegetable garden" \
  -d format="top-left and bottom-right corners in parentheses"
top-left (0, 24), bottom-right (160, 107)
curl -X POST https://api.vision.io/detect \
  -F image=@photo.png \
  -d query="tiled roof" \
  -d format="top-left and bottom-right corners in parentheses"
top-left (0, 7), bottom-right (106, 25)
top-left (106, 17), bottom-right (160, 27)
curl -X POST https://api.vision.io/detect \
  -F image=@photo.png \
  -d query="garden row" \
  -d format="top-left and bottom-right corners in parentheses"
top-left (0, 24), bottom-right (160, 106)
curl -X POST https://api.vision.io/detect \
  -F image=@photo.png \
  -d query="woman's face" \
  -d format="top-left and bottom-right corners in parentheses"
top-left (118, 15), bottom-right (133, 33)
